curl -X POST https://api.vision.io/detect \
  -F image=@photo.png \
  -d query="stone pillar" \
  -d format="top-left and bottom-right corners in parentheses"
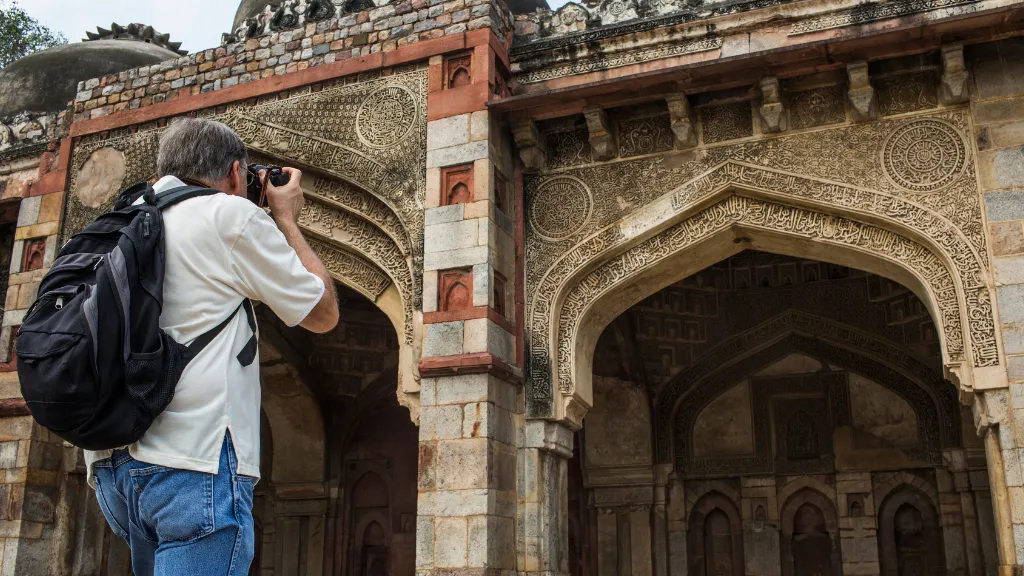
top-left (973, 389), bottom-right (1018, 574)
top-left (518, 420), bottom-right (573, 576)
top-left (666, 475), bottom-right (687, 576)
top-left (417, 31), bottom-right (522, 576)
top-left (653, 465), bottom-right (672, 576)
top-left (948, 453), bottom-right (986, 576)
top-left (837, 472), bottom-right (880, 576)
top-left (741, 476), bottom-right (780, 576)
top-left (935, 465), bottom-right (968, 576)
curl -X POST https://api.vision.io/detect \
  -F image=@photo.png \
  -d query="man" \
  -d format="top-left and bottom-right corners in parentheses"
top-left (85, 118), bottom-right (339, 575)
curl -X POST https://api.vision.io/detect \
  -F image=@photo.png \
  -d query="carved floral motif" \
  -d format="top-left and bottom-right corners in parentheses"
top-left (881, 118), bottom-right (966, 193)
top-left (529, 176), bottom-right (594, 241)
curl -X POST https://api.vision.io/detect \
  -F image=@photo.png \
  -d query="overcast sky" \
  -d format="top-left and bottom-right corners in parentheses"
top-left (23, 1), bottom-right (242, 55)
top-left (22, 0), bottom-right (569, 57)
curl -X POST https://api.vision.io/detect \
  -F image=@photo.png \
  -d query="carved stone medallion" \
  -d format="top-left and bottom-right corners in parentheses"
top-left (882, 119), bottom-right (966, 193)
top-left (76, 147), bottom-right (127, 208)
top-left (529, 175), bottom-right (594, 242)
top-left (356, 85), bottom-right (418, 149)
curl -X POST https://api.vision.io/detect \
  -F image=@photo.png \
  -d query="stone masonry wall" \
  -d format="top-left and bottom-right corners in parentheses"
top-left (71, 0), bottom-right (513, 123)
top-left (970, 37), bottom-right (1024, 571)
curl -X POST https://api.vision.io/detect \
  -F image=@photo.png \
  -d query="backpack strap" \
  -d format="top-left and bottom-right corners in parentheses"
top-left (152, 185), bottom-right (220, 210)
top-left (185, 300), bottom-right (259, 366)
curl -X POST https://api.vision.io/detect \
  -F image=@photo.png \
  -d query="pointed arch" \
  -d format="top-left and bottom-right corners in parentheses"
top-left (780, 489), bottom-right (842, 576)
top-left (525, 162), bottom-right (1001, 425)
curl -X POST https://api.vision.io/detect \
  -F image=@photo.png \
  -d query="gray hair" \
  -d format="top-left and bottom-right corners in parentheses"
top-left (156, 118), bottom-right (248, 183)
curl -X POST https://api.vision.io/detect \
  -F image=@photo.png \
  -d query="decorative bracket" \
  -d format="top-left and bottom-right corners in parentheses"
top-left (846, 61), bottom-right (878, 122)
top-left (939, 43), bottom-right (970, 105)
top-left (512, 119), bottom-right (547, 173)
top-left (758, 76), bottom-right (787, 133)
top-left (583, 106), bottom-right (617, 161)
top-left (666, 93), bottom-right (697, 149)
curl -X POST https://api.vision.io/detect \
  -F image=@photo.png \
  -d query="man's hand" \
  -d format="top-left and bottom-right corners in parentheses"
top-left (262, 167), bottom-right (304, 225)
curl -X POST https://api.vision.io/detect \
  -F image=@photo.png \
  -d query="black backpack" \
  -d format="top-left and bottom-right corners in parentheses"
top-left (16, 182), bottom-right (257, 451)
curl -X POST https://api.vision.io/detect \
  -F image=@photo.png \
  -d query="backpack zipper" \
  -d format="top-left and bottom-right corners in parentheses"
top-left (143, 213), bottom-right (151, 238)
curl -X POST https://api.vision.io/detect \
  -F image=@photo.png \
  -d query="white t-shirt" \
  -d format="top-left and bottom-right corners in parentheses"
top-left (84, 175), bottom-right (325, 485)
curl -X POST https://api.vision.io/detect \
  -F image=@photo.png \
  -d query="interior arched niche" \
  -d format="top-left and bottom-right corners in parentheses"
top-left (561, 219), bottom-right (961, 421)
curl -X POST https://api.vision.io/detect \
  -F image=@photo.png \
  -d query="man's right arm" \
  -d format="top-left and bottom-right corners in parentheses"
top-left (263, 167), bottom-right (339, 334)
top-left (274, 217), bottom-right (339, 333)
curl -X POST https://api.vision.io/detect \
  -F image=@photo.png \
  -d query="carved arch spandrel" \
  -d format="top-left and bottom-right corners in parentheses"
top-left (526, 114), bottom-right (1002, 420)
top-left (527, 183), bottom-right (996, 422)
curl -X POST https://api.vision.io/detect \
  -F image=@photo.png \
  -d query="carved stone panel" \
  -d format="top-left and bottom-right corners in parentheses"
top-left (524, 110), bottom-right (994, 418)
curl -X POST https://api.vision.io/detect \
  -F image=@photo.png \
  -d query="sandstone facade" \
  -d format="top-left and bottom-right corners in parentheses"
top-left (0, 0), bottom-right (1023, 574)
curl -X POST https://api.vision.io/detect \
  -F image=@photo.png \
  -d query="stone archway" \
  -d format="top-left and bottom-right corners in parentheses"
top-left (877, 485), bottom-right (947, 576)
top-left (525, 160), bottom-right (1001, 425)
top-left (780, 489), bottom-right (842, 576)
top-left (688, 491), bottom-right (746, 576)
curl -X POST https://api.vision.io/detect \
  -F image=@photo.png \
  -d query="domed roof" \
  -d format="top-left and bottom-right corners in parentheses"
top-left (0, 24), bottom-right (184, 119)
top-left (233, 0), bottom-right (279, 31)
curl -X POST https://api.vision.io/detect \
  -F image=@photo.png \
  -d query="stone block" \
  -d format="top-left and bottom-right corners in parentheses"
top-left (1007, 327), bottom-right (1024, 356)
top-left (434, 516), bottom-right (468, 567)
top-left (421, 405), bottom-right (465, 440)
top-left (999, 285), bottom-right (1024, 324)
top-left (842, 561), bottom-right (881, 576)
top-left (424, 246), bottom-right (489, 271)
top-left (425, 220), bottom-right (479, 253)
top-left (424, 270), bottom-right (439, 314)
top-left (463, 402), bottom-right (515, 445)
top-left (1016, 524), bottom-right (1024, 568)
top-left (417, 515), bottom-right (435, 568)
top-left (21, 485), bottom-right (55, 523)
top-left (436, 438), bottom-right (490, 490)
top-left (841, 536), bottom-right (880, 562)
top-left (0, 443), bottom-right (16, 470)
top-left (470, 110), bottom-right (489, 142)
top-left (967, 39), bottom-right (1024, 101)
top-left (1006, 447), bottom-right (1023, 487)
top-left (428, 115), bottom-right (470, 151)
top-left (462, 318), bottom-right (514, 362)
top-left (1010, 357), bottom-right (1024, 381)
top-left (472, 263), bottom-right (489, 308)
top-left (435, 374), bottom-right (517, 412)
top-left (424, 322), bottom-right (464, 358)
top-left (15, 196), bottom-right (40, 228)
top-left (992, 221), bottom-right (1024, 255)
top-left (990, 121), bottom-right (1024, 149)
top-left (987, 191), bottom-right (1024, 222)
top-left (427, 141), bottom-right (489, 169)
top-left (426, 205), bottom-right (466, 226)
top-left (37, 193), bottom-right (63, 224)
top-left (468, 515), bottom-right (514, 568)
top-left (981, 148), bottom-right (1024, 191)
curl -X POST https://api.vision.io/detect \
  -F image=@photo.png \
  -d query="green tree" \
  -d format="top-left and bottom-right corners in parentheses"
top-left (0, 1), bottom-right (66, 68)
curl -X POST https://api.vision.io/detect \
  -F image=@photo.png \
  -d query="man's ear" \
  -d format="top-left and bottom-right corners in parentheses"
top-left (229, 160), bottom-right (242, 191)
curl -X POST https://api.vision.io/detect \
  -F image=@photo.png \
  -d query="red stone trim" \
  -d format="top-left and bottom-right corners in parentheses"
top-left (423, 306), bottom-right (516, 334)
top-left (0, 399), bottom-right (29, 418)
top-left (70, 30), bottom-right (505, 138)
top-left (27, 138), bottom-right (73, 198)
top-left (418, 352), bottom-right (522, 383)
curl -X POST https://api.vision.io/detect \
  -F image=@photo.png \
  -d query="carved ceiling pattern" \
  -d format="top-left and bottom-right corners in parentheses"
top-left (667, 333), bottom-right (948, 477)
top-left (652, 310), bottom-right (958, 465)
top-left (62, 71), bottom-right (427, 346)
top-left (524, 109), bottom-right (994, 417)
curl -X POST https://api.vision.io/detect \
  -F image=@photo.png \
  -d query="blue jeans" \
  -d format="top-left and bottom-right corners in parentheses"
top-left (92, 434), bottom-right (256, 576)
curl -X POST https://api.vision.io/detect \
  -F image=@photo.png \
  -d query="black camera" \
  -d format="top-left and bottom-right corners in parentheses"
top-left (246, 164), bottom-right (290, 207)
